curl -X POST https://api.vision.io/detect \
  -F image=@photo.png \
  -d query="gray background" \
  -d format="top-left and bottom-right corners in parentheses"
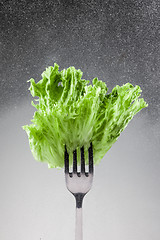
top-left (0, 0), bottom-right (160, 239)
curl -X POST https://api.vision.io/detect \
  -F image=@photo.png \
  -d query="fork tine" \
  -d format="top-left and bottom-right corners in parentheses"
top-left (81, 146), bottom-right (85, 173)
top-left (89, 142), bottom-right (93, 174)
top-left (73, 149), bottom-right (77, 173)
top-left (64, 145), bottom-right (69, 173)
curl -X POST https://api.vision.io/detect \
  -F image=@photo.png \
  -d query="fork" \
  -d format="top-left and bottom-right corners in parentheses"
top-left (64, 142), bottom-right (94, 240)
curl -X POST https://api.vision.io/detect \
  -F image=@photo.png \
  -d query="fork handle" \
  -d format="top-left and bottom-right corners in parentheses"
top-left (75, 193), bottom-right (84, 240)
top-left (75, 207), bottom-right (83, 240)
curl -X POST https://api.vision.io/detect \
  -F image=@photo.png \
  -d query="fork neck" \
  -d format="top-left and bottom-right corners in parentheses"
top-left (74, 193), bottom-right (85, 208)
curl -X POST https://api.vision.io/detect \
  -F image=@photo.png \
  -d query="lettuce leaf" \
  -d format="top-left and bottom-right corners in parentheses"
top-left (23, 63), bottom-right (148, 168)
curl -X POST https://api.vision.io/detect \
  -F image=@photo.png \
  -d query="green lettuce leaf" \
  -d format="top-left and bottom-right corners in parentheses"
top-left (23, 63), bottom-right (148, 168)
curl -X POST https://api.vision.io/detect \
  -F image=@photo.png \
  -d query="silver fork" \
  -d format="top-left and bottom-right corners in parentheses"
top-left (64, 142), bottom-right (94, 240)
